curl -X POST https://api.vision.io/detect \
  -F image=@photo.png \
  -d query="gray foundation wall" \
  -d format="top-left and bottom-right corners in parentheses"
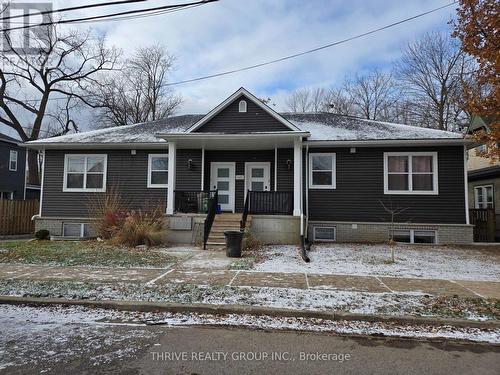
top-left (250, 215), bottom-right (301, 245)
top-left (308, 221), bottom-right (474, 245)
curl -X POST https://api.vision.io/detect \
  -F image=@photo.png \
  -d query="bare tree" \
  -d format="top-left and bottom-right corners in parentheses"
top-left (395, 32), bottom-right (470, 131)
top-left (285, 88), bottom-right (311, 112)
top-left (344, 70), bottom-right (398, 121)
top-left (379, 200), bottom-right (410, 263)
top-left (91, 45), bottom-right (181, 127)
top-left (0, 26), bottom-right (119, 183)
top-left (323, 87), bottom-right (355, 115)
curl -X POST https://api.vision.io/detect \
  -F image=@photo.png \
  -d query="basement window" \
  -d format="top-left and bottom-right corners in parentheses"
top-left (63, 223), bottom-right (89, 238)
top-left (313, 226), bottom-right (336, 242)
top-left (391, 229), bottom-right (436, 244)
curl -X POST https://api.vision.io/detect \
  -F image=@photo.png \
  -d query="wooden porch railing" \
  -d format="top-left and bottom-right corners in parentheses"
top-left (203, 190), bottom-right (218, 250)
top-left (248, 191), bottom-right (293, 215)
top-left (0, 199), bottom-right (39, 235)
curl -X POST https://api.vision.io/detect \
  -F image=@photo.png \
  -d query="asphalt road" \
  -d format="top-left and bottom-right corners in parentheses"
top-left (2, 313), bottom-right (499, 375)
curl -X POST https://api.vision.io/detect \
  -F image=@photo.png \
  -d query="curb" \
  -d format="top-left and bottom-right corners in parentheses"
top-left (1, 295), bottom-right (499, 330)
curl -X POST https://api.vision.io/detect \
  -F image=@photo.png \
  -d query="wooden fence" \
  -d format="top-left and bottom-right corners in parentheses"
top-left (0, 199), bottom-right (39, 235)
top-left (469, 208), bottom-right (496, 242)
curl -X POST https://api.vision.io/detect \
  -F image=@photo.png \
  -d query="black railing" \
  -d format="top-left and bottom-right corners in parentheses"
top-left (203, 190), bottom-right (218, 250)
top-left (240, 190), bottom-right (250, 231)
top-left (174, 190), bottom-right (216, 214)
top-left (248, 191), bottom-right (293, 215)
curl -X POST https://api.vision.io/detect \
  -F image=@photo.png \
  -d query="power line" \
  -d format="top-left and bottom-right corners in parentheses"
top-left (0, 0), bottom-right (149, 21)
top-left (0, 0), bottom-right (218, 32)
top-left (164, 1), bottom-right (457, 86)
top-left (11, 1), bottom-right (457, 104)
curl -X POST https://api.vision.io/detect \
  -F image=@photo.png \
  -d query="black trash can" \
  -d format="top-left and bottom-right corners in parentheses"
top-left (224, 230), bottom-right (243, 258)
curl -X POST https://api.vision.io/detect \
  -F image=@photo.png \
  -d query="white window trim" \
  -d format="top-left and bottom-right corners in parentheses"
top-left (474, 184), bottom-right (494, 209)
top-left (147, 154), bottom-right (169, 188)
top-left (309, 153), bottom-right (336, 189)
top-left (63, 154), bottom-right (107, 192)
top-left (313, 226), bottom-right (336, 242)
top-left (63, 222), bottom-right (88, 238)
top-left (391, 229), bottom-right (438, 244)
top-left (238, 100), bottom-right (247, 113)
top-left (0, 192), bottom-right (14, 200)
top-left (383, 152), bottom-right (438, 195)
top-left (9, 150), bottom-right (18, 171)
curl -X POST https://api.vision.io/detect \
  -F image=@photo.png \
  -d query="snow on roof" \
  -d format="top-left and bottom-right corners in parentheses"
top-left (28, 112), bottom-right (462, 145)
top-left (282, 113), bottom-right (463, 141)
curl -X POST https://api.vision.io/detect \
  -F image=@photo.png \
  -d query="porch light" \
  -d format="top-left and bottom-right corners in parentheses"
top-left (286, 159), bottom-right (292, 170)
top-left (350, 147), bottom-right (356, 153)
top-left (187, 158), bottom-right (193, 170)
top-left (131, 149), bottom-right (136, 155)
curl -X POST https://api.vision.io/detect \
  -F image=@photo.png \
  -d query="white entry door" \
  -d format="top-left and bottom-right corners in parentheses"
top-left (245, 162), bottom-right (271, 197)
top-left (210, 162), bottom-right (235, 212)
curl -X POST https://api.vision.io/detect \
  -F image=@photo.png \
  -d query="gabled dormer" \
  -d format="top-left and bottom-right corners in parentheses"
top-left (187, 87), bottom-right (301, 133)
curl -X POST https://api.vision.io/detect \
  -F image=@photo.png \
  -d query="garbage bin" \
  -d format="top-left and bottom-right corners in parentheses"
top-left (224, 230), bottom-right (243, 258)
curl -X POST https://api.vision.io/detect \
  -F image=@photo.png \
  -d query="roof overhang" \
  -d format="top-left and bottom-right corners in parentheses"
top-left (185, 87), bottom-right (302, 133)
top-left (303, 138), bottom-right (468, 147)
top-left (156, 131), bottom-right (309, 150)
top-left (24, 142), bottom-right (167, 150)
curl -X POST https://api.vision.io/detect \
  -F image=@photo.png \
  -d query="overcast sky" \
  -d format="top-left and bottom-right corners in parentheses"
top-left (2, 0), bottom-right (458, 135)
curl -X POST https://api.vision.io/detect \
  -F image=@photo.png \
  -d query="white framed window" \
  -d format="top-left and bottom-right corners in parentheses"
top-left (313, 226), bottom-right (336, 242)
top-left (63, 223), bottom-right (89, 238)
top-left (148, 154), bottom-right (168, 188)
top-left (63, 154), bottom-right (107, 192)
top-left (309, 153), bottom-right (336, 189)
top-left (391, 229), bottom-right (437, 244)
top-left (9, 150), bottom-right (18, 171)
top-left (238, 100), bottom-right (247, 113)
top-left (474, 185), bottom-right (494, 209)
top-left (384, 152), bottom-right (438, 195)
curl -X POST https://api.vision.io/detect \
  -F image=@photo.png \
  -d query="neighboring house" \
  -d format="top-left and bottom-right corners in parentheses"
top-left (26, 88), bottom-right (472, 245)
top-left (467, 116), bottom-right (499, 241)
top-left (0, 133), bottom-right (26, 200)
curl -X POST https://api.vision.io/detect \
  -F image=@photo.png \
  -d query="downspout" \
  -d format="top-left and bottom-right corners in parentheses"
top-left (300, 143), bottom-right (310, 263)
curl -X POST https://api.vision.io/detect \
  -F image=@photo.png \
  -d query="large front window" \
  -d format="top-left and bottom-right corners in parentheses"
top-left (148, 154), bottom-right (168, 188)
top-left (309, 153), bottom-right (336, 189)
top-left (384, 152), bottom-right (438, 194)
top-left (63, 154), bottom-right (107, 192)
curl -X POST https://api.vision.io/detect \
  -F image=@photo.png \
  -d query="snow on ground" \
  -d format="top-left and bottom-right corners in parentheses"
top-left (0, 304), bottom-right (160, 372)
top-left (1, 279), bottom-right (497, 321)
top-left (253, 244), bottom-right (500, 281)
top-left (0, 303), bottom-right (498, 371)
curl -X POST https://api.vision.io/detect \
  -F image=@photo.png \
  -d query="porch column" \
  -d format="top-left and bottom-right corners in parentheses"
top-left (166, 141), bottom-right (176, 215)
top-left (293, 137), bottom-right (302, 216)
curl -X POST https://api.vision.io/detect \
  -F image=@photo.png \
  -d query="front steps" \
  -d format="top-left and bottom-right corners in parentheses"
top-left (205, 213), bottom-right (252, 250)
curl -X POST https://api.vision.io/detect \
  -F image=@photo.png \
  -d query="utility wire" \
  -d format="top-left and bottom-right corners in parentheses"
top-left (10, 2), bottom-right (456, 104)
top-left (0, 0), bottom-right (149, 21)
top-left (0, 0), bottom-right (218, 32)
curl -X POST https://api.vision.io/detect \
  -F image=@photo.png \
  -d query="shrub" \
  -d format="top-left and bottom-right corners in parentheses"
top-left (242, 231), bottom-right (261, 252)
top-left (112, 207), bottom-right (165, 247)
top-left (35, 229), bottom-right (50, 240)
top-left (87, 188), bottom-right (126, 239)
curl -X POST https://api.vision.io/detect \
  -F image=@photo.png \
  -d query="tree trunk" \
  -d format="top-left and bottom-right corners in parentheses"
top-left (27, 150), bottom-right (40, 185)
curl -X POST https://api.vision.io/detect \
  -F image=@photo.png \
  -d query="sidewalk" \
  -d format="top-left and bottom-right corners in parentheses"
top-left (1, 259), bottom-right (499, 299)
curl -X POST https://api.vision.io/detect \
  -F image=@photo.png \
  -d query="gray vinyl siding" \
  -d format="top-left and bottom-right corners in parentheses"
top-left (176, 149), bottom-right (202, 191)
top-left (41, 149), bottom-right (167, 217)
top-left (0, 140), bottom-right (26, 199)
top-left (194, 95), bottom-right (291, 133)
top-left (306, 146), bottom-right (466, 224)
top-left (277, 148), bottom-right (294, 191)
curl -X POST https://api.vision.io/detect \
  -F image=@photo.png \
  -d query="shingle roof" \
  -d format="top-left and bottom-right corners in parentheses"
top-left (27, 112), bottom-right (462, 145)
top-left (0, 132), bottom-right (21, 144)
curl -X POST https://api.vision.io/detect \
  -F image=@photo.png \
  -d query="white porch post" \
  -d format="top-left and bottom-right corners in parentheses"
top-left (201, 147), bottom-right (205, 191)
top-left (293, 137), bottom-right (302, 216)
top-left (166, 142), bottom-right (176, 214)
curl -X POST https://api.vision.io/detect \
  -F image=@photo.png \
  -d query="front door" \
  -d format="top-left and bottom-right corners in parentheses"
top-left (245, 162), bottom-right (271, 197)
top-left (210, 162), bottom-right (235, 212)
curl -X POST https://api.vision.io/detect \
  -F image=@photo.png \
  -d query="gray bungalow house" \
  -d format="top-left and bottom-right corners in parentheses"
top-left (26, 88), bottom-right (473, 246)
top-left (0, 133), bottom-right (27, 200)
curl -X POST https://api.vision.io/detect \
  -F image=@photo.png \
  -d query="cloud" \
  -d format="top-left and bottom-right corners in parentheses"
top-left (2, 0), bottom-right (458, 137)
